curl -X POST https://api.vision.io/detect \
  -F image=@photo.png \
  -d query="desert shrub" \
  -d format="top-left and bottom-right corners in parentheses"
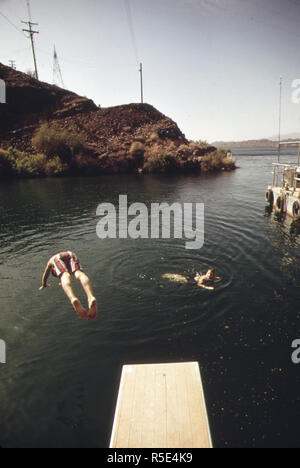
top-left (32, 123), bottom-right (87, 163)
top-left (44, 156), bottom-right (68, 176)
top-left (129, 141), bottom-right (145, 156)
top-left (109, 153), bottom-right (131, 173)
top-left (179, 157), bottom-right (202, 172)
top-left (201, 150), bottom-right (235, 173)
top-left (188, 141), bottom-right (199, 151)
top-left (129, 141), bottom-right (145, 168)
top-left (73, 152), bottom-right (100, 175)
top-left (147, 132), bottom-right (159, 143)
top-left (0, 147), bottom-right (68, 178)
top-left (176, 144), bottom-right (193, 160)
top-left (97, 152), bottom-right (135, 174)
top-left (0, 149), bottom-right (14, 177)
top-left (0, 147), bottom-right (45, 177)
top-left (14, 152), bottom-right (47, 177)
top-left (201, 151), bottom-right (221, 172)
top-left (143, 153), bottom-right (179, 173)
top-left (164, 141), bottom-right (177, 152)
top-left (221, 156), bottom-right (236, 171)
top-left (195, 139), bottom-right (208, 147)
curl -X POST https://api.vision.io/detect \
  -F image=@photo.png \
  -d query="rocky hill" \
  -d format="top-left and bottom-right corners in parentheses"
top-left (0, 63), bottom-right (186, 152)
top-left (0, 62), bottom-right (231, 176)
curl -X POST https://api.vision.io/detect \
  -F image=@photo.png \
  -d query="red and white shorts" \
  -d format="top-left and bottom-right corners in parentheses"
top-left (51, 251), bottom-right (82, 278)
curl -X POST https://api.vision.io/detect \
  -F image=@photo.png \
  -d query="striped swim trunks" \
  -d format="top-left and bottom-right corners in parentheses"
top-left (51, 251), bottom-right (82, 278)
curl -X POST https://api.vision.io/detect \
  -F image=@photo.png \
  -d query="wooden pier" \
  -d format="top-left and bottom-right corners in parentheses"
top-left (110, 362), bottom-right (212, 449)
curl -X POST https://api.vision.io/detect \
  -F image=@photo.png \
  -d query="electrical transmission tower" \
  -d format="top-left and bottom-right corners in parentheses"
top-left (53, 46), bottom-right (65, 88)
top-left (9, 60), bottom-right (16, 70)
top-left (22, 1), bottom-right (39, 79)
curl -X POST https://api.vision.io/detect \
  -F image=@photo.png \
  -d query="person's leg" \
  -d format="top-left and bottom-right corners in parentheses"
top-left (74, 270), bottom-right (98, 320)
top-left (60, 272), bottom-right (88, 319)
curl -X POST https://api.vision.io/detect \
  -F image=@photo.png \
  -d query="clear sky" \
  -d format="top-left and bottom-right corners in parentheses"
top-left (1, 0), bottom-right (300, 142)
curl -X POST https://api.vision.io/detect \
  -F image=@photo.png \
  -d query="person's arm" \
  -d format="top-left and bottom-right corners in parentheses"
top-left (39, 262), bottom-right (52, 291)
top-left (197, 282), bottom-right (214, 290)
top-left (195, 275), bottom-right (214, 290)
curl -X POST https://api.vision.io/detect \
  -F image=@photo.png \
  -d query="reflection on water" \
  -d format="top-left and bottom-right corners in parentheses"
top-left (1, 148), bottom-right (300, 447)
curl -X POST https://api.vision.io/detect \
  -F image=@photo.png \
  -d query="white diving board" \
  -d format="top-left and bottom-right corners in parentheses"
top-left (110, 362), bottom-right (213, 449)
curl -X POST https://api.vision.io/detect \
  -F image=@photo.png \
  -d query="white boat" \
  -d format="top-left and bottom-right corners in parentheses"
top-left (265, 141), bottom-right (300, 220)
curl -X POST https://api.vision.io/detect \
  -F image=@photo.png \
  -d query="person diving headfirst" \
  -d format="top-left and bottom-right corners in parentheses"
top-left (39, 251), bottom-right (98, 321)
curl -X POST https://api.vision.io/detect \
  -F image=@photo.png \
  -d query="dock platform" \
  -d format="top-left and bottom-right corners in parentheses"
top-left (110, 362), bottom-right (212, 448)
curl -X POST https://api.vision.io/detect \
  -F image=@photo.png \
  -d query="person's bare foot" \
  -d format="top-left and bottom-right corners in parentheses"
top-left (88, 297), bottom-right (98, 321)
top-left (71, 298), bottom-right (88, 320)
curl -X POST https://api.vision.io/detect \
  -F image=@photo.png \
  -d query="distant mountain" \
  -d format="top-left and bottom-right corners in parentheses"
top-left (211, 139), bottom-right (277, 149)
top-left (212, 137), bottom-right (300, 149)
top-left (269, 132), bottom-right (300, 141)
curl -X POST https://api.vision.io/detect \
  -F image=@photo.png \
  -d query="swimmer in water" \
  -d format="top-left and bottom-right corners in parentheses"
top-left (162, 268), bottom-right (220, 290)
top-left (39, 251), bottom-right (98, 321)
top-left (194, 268), bottom-right (220, 290)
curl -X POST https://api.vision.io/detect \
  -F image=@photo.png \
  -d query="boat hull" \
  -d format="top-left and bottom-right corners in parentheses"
top-left (267, 186), bottom-right (300, 219)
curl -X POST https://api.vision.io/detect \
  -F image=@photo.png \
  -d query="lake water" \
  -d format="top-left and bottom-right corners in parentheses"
top-left (1, 147), bottom-right (300, 448)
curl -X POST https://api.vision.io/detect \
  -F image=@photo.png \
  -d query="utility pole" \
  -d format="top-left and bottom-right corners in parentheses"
top-left (9, 60), bottom-right (16, 70)
top-left (139, 62), bottom-right (144, 104)
top-left (278, 76), bottom-right (282, 162)
top-left (22, 20), bottom-right (39, 79)
top-left (22, 1), bottom-right (39, 80)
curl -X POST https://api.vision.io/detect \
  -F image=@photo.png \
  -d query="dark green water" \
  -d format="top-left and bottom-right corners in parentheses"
top-left (1, 147), bottom-right (300, 448)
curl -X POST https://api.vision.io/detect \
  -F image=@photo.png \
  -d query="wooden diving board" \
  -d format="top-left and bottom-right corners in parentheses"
top-left (110, 362), bottom-right (212, 449)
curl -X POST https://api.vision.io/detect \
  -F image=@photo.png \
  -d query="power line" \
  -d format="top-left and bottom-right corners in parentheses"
top-left (3, 0), bottom-right (24, 23)
top-left (26, 0), bottom-right (32, 22)
top-left (124, 0), bottom-right (144, 103)
top-left (124, 0), bottom-right (140, 63)
top-left (0, 11), bottom-right (26, 36)
top-left (37, 46), bottom-right (137, 69)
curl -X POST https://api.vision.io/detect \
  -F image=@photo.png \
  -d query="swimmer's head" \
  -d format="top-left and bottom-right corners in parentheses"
top-left (207, 268), bottom-right (215, 279)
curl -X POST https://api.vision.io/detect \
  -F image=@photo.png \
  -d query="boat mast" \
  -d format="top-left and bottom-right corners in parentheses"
top-left (278, 76), bottom-right (282, 162)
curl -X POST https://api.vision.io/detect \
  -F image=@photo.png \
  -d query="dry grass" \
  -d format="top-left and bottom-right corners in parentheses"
top-left (143, 153), bottom-right (179, 173)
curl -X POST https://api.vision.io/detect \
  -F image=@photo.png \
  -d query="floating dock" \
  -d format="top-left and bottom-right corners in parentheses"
top-left (110, 362), bottom-right (212, 448)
